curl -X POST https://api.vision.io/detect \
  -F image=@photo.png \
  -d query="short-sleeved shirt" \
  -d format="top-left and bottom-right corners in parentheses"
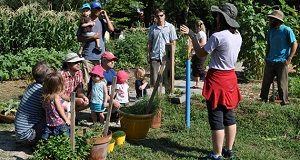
top-left (60, 69), bottom-right (84, 97)
top-left (197, 31), bottom-right (207, 44)
top-left (76, 18), bottom-right (108, 60)
top-left (80, 16), bottom-right (93, 33)
top-left (266, 25), bottom-right (297, 63)
top-left (148, 21), bottom-right (178, 60)
top-left (15, 82), bottom-right (45, 141)
top-left (115, 83), bottom-right (129, 103)
top-left (103, 68), bottom-right (116, 86)
top-left (192, 30), bottom-right (207, 54)
top-left (203, 30), bottom-right (242, 70)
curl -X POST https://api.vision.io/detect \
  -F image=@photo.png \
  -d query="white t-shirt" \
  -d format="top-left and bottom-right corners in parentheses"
top-left (115, 83), bottom-right (129, 103)
top-left (203, 30), bottom-right (242, 70)
top-left (192, 30), bottom-right (207, 54)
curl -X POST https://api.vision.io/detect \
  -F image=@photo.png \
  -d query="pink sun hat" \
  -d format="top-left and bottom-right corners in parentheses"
top-left (117, 70), bottom-right (130, 84)
top-left (89, 65), bottom-right (104, 78)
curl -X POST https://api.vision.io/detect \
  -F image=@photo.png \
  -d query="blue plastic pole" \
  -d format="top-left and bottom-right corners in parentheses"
top-left (186, 59), bottom-right (191, 128)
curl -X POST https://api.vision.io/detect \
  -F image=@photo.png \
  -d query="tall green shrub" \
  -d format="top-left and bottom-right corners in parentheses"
top-left (0, 48), bottom-right (66, 81)
top-left (0, 3), bottom-right (80, 55)
top-left (106, 28), bottom-right (148, 70)
top-left (236, 0), bottom-right (300, 79)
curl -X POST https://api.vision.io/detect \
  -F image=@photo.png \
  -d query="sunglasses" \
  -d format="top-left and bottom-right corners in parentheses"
top-left (157, 14), bottom-right (164, 17)
top-left (92, 7), bottom-right (102, 11)
top-left (71, 61), bottom-right (81, 64)
top-left (91, 74), bottom-right (99, 77)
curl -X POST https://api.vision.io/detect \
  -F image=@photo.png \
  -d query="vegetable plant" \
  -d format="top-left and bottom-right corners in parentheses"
top-left (0, 99), bottom-right (19, 116)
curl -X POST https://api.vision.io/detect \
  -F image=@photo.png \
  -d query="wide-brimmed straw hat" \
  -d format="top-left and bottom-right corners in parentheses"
top-left (211, 3), bottom-right (240, 28)
top-left (64, 52), bottom-right (84, 63)
top-left (267, 10), bottom-right (284, 22)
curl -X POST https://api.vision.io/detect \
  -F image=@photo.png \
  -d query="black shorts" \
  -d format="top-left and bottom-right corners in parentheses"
top-left (206, 100), bottom-right (236, 130)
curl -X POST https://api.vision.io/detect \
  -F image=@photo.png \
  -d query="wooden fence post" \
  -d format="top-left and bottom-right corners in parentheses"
top-left (164, 43), bottom-right (175, 94)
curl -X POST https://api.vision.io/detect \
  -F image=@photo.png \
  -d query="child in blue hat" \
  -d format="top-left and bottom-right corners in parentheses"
top-left (78, 3), bottom-right (102, 57)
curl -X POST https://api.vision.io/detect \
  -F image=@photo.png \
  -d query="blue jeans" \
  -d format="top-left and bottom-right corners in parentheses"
top-left (41, 124), bottom-right (70, 139)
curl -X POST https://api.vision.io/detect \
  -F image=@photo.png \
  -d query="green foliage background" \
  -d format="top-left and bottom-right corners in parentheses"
top-left (0, 0), bottom-right (299, 81)
top-left (236, 0), bottom-right (300, 79)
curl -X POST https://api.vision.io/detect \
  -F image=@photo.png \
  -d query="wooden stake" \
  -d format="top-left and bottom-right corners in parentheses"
top-left (103, 76), bottom-right (117, 136)
top-left (146, 61), bottom-right (166, 114)
top-left (70, 92), bottom-right (76, 150)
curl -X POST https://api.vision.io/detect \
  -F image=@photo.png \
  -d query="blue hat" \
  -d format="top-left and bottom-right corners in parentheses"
top-left (91, 1), bottom-right (102, 9)
top-left (82, 3), bottom-right (91, 9)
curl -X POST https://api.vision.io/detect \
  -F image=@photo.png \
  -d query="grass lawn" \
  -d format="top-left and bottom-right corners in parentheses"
top-left (106, 94), bottom-right (300, 160)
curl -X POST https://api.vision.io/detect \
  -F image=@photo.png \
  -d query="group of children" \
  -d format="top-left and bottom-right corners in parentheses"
top-left (41, 66), bottom-right (148, 139)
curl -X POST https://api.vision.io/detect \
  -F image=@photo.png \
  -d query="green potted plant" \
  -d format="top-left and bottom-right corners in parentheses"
top-left (108, 138), bottom-right (115, 153)
top-left (81, 123), bottom-right (112, 160)
top-left (0, 99), bottom-right (19, 123)
top-left (112, 130), bottom-right (126, 145)
top-left (32, 124), bottom-right (112, 160)
top-left (32, 132), bottom-right (92, 160)
top-left (117, 96), bottom-right (160, 140)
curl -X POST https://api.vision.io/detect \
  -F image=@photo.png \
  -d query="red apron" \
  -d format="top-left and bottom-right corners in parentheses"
top-left (202, 69), bottom-right (242, 110)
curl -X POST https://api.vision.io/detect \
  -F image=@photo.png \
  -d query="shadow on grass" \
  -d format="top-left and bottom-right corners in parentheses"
top-left (126, 137), bottom-right (210, 159)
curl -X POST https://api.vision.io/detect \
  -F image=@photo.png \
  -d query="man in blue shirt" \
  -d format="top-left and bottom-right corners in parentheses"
top-left (147, 9), bottom-right (178, 86)
top-left (77, 1), bottom-right (114, 85)
top-left (260, 10), bottom-right (298, 105)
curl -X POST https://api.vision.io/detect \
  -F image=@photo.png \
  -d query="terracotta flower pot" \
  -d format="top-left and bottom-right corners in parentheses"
top-left (0, 113), bottom-right (15, 123)
top-left (151, 109), bottom-right (162, 128)
top-left (117, 109), bottom-right (156, 140)
top-left (88, 130), bottom-right (112, 160)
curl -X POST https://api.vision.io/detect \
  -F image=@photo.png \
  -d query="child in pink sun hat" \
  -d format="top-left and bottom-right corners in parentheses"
top-left (115, 70), bottom-right (130, 107)
top-left (88, 65), bottom-right (108, 124)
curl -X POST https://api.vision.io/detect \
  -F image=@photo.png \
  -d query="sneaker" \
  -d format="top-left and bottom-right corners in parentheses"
top-left (95, 46), bottom-right (102, 52)
top-left (258, 98), bottom-right (268, 103)
top-left (206, 152), bottom-right (224, 160)
top-left (222, 147), bottom-right (234, 159)
top-left (280, 101), bottom-right (289, 106)
top-left (116, 119), bottom-right (120, 125)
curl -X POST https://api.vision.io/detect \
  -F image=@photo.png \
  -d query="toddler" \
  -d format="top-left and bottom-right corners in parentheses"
top-left (115, 70), bottom-right (130, 107)
top-left (134, 68), bottom-right (148, 99)
top-left (41, 71), bottom-right (71, 139)
top-left (88, 65), bottom-right (108, 124)
top-left (78, 3), bottom-right (102, 57)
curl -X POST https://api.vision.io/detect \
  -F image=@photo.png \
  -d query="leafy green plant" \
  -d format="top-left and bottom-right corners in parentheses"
top-left (110, 138), bottom-right (115, 144)
top-left (0, 99), bottom-right (19, 116)
top-left (236, 0), bottom-right (300, 79)
top-left (85, 123), bottom-right (106, 143)
top-left (0, 47), bottom-right (66, 81)
top-left (31, 132), bottom-right (92, 160)
top-left (106, 27), bottom-right (148, 70)
top-left (120, 96), bottom-right (160, 114)
top-left (112, 130), bottom-right (126, 138)
top-left (288, 74), bottom-right (300, 98)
